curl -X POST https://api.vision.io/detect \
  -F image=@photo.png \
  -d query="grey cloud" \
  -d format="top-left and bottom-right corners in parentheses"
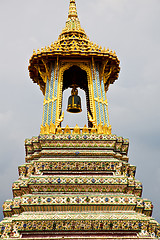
top-left (0, 0), bottom-right (160, 223)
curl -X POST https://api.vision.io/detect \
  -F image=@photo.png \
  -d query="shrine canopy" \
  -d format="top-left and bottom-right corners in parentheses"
top-left (28, 0), bottom-right (120, 95)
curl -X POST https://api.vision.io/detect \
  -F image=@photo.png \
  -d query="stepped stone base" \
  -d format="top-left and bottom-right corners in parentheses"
top-left (0, 134), bottom-right (159, 239)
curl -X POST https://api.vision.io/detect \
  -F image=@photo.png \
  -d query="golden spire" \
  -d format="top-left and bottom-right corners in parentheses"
top-left (68, 0), bottom-right (78, 19)
top-left (62, 0), bottom-right (82, 33)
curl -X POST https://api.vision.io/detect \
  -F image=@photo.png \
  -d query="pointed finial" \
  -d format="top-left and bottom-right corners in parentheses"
top-left (68, 0), bottom-right (78, 19)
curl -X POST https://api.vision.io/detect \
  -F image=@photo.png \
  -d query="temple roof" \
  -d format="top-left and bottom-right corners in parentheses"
top-left (28, 0), bottom-right (120, 94)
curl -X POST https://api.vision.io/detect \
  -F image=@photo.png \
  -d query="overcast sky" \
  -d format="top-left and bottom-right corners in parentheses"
top-left (0, 0), bottom-right (160, 223)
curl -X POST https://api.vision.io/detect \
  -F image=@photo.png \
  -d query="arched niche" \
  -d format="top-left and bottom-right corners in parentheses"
top-left (62, 65), bottom-right (93, 128)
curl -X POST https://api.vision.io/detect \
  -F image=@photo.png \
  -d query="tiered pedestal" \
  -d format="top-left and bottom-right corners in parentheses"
top-left (0, 134), bottom-right (159, 239)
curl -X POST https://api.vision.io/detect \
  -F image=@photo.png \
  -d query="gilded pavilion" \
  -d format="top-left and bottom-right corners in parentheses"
top-left (0, 0), bottom-right (160, 239)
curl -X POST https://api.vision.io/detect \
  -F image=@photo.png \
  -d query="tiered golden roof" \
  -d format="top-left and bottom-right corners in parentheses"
top-left (28, 0), bottom-right (120, 95)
